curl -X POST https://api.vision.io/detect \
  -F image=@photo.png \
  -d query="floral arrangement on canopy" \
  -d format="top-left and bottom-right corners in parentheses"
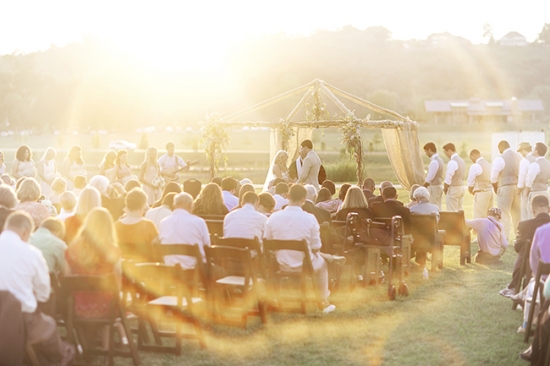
top-left (200, 113), bottom-right (230, 180)
top-left (276, 118), bottom-right (295, 151)
top-left (339, 114), bottom-right (365, 185)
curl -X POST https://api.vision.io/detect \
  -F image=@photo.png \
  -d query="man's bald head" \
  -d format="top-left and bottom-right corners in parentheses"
top-left (379, 181), bottom-right (393, 194)
top-left (174, 192), bottom-right (194, 211)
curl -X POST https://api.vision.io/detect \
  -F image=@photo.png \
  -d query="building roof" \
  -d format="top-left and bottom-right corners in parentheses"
top-left (501, 31), bottom-right (526, 40)
top-left (425, 99), bottom-right (543, 114)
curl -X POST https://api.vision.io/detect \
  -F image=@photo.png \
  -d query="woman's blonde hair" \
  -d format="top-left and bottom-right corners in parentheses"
top-left (74, 187), bottom-right (102, 216)
top-left (274, 150), bottom-right (289, 172)
top-left (16, 178), bottom-right (41, 202)
top-left (192, 183), bottom-right (226, 215)
top-left (51, 177), bottom-right (67, 193)
top-left (340, 186), bottom-right (369, 210)
top-left (70, 207), bottom-right (119, 268)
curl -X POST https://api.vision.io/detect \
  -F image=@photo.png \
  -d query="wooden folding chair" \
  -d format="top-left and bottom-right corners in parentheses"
top-left (439, 210), bottom-right (471, 265)
top-left (525, 261), bottom-right (550, 343)
top-left (62, 274), bottom-right (139, 366)
top-left (211, 236), bottom-right (265, 278)
top-left (204, 220), bottom-right (224, 239)
top-left (263, 239), bottom-right (325, 313)
top-left (204, 245), bottom-right (267, 327)
top-left (409, 214), bottom-right (445, 271)
top-left (323, 220), bottom-right (362, 291)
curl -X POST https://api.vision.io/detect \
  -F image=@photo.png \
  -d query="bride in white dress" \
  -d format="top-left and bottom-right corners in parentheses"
top-left (262, 150), bottom-right (294, 191)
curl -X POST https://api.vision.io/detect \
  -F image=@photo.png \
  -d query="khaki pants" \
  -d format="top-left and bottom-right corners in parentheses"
top-left (520, 188), bottom-right (530, 221)
top-left (446, 186), bottom-right (464, 212)
top-left (473, 190), bottom-right (493, 219)
top-left (527, 190), bottom-right (550, 219)
top-left (428, 185), bottom-right (443, 209)
top-left (497, 185), bottom-right (520, 240)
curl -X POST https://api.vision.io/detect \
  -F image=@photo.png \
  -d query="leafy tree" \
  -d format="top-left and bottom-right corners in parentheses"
top-left (538, 23), bottom-right (550, 44)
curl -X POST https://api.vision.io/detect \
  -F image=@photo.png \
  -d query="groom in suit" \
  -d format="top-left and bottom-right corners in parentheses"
top-left (296, 140), bottom-right (322, 191)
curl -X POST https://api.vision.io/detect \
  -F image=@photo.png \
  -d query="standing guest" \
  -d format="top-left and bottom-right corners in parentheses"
top-left (99, 150), bottom-right (117, 183)
top-left (159, 192), bottom-right (210, 269)
top-left (442, 143), bottom-right (466, 212)
top-left (499, 195), bottom-right (550, 298)
top-left (193, 182), bottom-right (229, 216)
top-left (65, 207), bottom-right (126, 350)
top-left (238, 183), bottom-right (255, 208)
top-left (0, 150), bottom-right (5, 175)
top-left (371, 186), bottom-right (411, 233)
top-left (297, 140), bottom-right (322, 191)
top-left (465, 208), bottom-right (508, 264)
top-left (317, 180), bottom-right (341, 213)
top-left (0, 184), bottom-right (17, 232)
top-left (406, 184), bottom-right (421, 208)
top-left (72, 175), bottom-right (87, 198)
top-left (490, 140), bottom-right (522, 239)
top-left (29, 218), bottom-right (67, 274)
top-left (410, 187), bottom-right (440, 219)
top-left (466, 149), bottom-right (493, 219)
top-left (264, 184), bottom-right (336, 313)
top-left (303, 184), bottom-right (331, 224)
top-left (258, 192), bottom-right (276, 216)
top-left (151, 181), bottom-right (181, 208)
top-left (63, 145), bottom-right (87, 191)
top-left (0, 211), bottom-right (75, 365)
top-left (517, 142), bottom-right (536, 221)
top-left (37, 147), bottom-right (59, 198)
top-left (221, 177), bottom-right (239, 211)
top-left (12, 145), bottom-right (37, 180)
top-left (88, 175), bottom-right (125, 221)
top-left (526, 142), bottom-right (550, 219)
top-left (362, 178), bottom-right (376, 202)
top-left (423, 142), bottom-right (445, 209)
top-left (158, 142), bottom-right (189, 182)
top-left (368, 181), bottom-right (394, 206)
top-left (115, 188), bottom-right (158, 261)
top-left (56, 191), bottom-right (76, 222)
top-left (49, 177), bottom-right (67, 213)
top-left (115, 150), bottom-right (133, 186)
top-left (335, 186), bottom-right (374, 221)
top-left (273, 182), bottom-right (289, 211)
top-left (145, 192), bottom-right (176, 229)
top-left (224, 192), bottom-right (267, 240)
top-left (64, 187), bottom-right (102, 243)
top-left (16, 178), bottom-right (50, 229)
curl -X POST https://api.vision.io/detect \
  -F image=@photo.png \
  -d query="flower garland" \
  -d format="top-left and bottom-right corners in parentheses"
top-left (339, 115), bottom-right (364, 184)
top-left (277, 118), bottom-right (295, 151)
top-left (200, 113), bottom-right (231, 180)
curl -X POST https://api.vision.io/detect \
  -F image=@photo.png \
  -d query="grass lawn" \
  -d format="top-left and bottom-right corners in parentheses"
top-left (109, 193), bottom-right (527, 366)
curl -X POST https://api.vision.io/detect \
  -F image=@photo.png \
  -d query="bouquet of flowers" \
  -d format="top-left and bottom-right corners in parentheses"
top-left (152, 176), bottom-right (165, 189)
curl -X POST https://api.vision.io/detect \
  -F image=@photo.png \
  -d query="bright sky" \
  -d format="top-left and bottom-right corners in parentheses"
top-left (1, 0), bottom-right (549, 68)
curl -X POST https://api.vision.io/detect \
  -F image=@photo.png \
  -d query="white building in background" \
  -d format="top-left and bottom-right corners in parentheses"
top-left (499, 31), bottom-right (528, 46)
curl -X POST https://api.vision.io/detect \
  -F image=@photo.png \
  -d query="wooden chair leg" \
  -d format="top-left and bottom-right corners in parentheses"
top-left (525, 281), bottom-right (541, 343)
top-left (25, 343), bottom-right (40, 366)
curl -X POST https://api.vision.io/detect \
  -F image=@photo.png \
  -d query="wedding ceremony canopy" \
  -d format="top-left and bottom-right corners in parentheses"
top-left (203, 79), bottom-right (425, 190)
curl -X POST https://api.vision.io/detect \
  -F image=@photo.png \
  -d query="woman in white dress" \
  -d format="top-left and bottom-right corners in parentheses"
top-left (139, 147), bottom-right (163, 206)
top-left (115, 150), bottom-right (135, 186)
top-left (99, 150), bottom-right (117, 183)
top-left (12, 145), bottom-right (37, 180)
top-left (63, 145), bottom-right (87, 191)
top-left (262, 150), bottom-right (292, 191)
top-left (37, 147), bottom-right (60, 198)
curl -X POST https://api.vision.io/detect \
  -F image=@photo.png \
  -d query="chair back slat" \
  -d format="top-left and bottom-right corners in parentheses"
top-left (61, 274), bottom-right (118, 294)
top-left (439, 211), bottom-right (466, 246)
top-left (205, 220), bottom-right (224, 237)
top-left (410, 214), bottom-right (438, 241)
top-left (152, 244), bottom-right (206, 285)
top-left (212, 236), bottom-right (262, 252)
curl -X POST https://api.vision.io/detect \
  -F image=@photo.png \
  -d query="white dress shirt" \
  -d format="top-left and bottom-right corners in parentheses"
top-left (444, 153), bottom-right (459, 185)
top-left (0, 230), bottom-right (51, 313)
top-left (264, 206), bottom-right (321, 270)
top-left (223, 204), bottom-right (267, 241)
top-left (490, 148), bottom-right (512, 183)
top-left (296, 158), bottom-right (303, 178)
top-left (158, 153), bottom-right (187, 172)
top-left (425, 153), bottom-right (440, 183)
top-left (222, 190), bottom-right (239, 211)
top-left (526, 157), bottom-right (545, 189)
top-left (518, 156), bottom-right (532, 189)
top-left (273, 194), bottom-right (289, 211)
top-left (467, 157), bottom-right (483, 187)
top-left (159, 209), bottom-right (210, 269)
top-left (145, 205), bottom-right (172, 229)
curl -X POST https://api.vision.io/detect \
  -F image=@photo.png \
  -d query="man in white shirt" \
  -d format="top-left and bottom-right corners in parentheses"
top-left (264, 184), bottom-right (339, 313)
top-left (159, 193), bottom-right (210, 269)
top-left (224, 192), bottom-right (267, 241)
top-left (297, 140), bottom-right (322, 191)
top-left (273, 182), bottom-right (289, 211)
top-left (442, 143), bottom-right (466, 212)
top-left (525, 142), bottom-right (550, 219)
top-left (0, 211), bottom-right (73, 365)
top-left (158, 142), bottom-right (189, 182)
top-left (423, 142), bottom-right (445, 209)
top-left (221, 177), bottom-right (239, 211)
top-left (517, 142), bottom-right (535, 221)
top-left (466, 149), bottom-right (493, 219)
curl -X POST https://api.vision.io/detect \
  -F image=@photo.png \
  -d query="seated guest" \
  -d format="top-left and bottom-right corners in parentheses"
top-left (315, 187), bottom-right (332, 206)
top-left (316, 180), bottom-right (341, 213)
top-left (224, 192), bottom-right (267, 240)
top-left (238, 183), bottom-right (255, 208)
top-left (124, 179), bottom-right (142, 193)
top-left (16, 177), bottom-right (50, 229)
top-left (64, 187), bottom-right (102, 243)
top-left (267, 177), bottom-right (285, 195)
top-left (303, 185), bottom-right (331, 224)
top-left (145, 192), bottom-right (176, 229)
top-left (193, 183), bottom-right (229, 216)
top-left (151, 181), bottom-right (182, 208)
top-left (368, 180), bottom-right (393, 206)
top-left (264, 184), bottom-right (339, 313)
top-left (273, 182), bottom-right (289, 211)
top-left (88, 175), bottom-right (125, 220)
top-left (115, 188), bottom-right (158, 261)
top-left (405, 184), bottom-right (421, 208)
top-left (336, 183), bottom-right (352, 211)
top-left (258, 192), bottom-right (276, 216)
top-left (370, 186), bottom-right (410, 233)
top-left (29, 218), bottom-right (67, 274)
top-left (72, 175), bottom-right (87, 197)
top-left (221, 177), bottom-right (239, 211)
top-left (500, 195), bottom-right (550, 298)
top-left (210, 176), bottom-right (223, 187)
top-left (0, 184), bottom-right (17, 232)
top-left (56, 191), bottom-right (77, 222)
top-left (49, 177), bottom-right (67, 212)
top-left (409, 187), bottom-right (440, 220)
top-left (362, 178), bottom-right (376, 201)
top-left (0, 211), bottom-right (74, 365)
top-left (159, 192), bottom-right (210, 269)
top-left (335, 186), bottom-right (374, 221)
top-left (465, 208), bottom-right (508, 264)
